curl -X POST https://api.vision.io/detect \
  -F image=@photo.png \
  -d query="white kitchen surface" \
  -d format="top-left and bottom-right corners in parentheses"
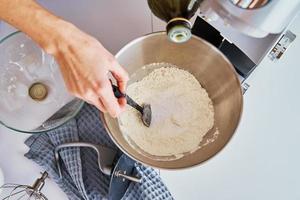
top-left (1, 1), bottom-right (300, 200)
top-left (0, 128), bottom-right (68, 199)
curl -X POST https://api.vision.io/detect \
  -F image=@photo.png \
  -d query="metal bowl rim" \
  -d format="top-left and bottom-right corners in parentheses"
top-left (100, 31), bottom-right (244, 170)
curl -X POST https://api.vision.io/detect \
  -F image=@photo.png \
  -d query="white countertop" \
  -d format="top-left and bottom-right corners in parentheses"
top-left (1, 2), bottom-right (300, 199)
top-left (0, 128), bottom-right (68, 199)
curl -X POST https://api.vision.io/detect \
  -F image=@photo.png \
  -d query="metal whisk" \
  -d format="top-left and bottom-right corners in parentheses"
top-left (0, 172), bottom-right (48, 200)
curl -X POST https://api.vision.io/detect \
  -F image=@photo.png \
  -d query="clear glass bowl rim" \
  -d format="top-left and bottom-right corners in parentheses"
top-left (0, 31), bottom-right (84, 134)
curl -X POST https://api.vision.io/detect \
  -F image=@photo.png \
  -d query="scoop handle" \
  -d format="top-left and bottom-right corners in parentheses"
top-left (112, 84), bottom-right (126, 98)
top-left (112, 84), bottom-right (144, 113)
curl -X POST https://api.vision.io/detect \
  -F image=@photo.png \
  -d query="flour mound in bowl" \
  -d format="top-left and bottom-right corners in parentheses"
top-left (118, 63), bottom-right (214, 157)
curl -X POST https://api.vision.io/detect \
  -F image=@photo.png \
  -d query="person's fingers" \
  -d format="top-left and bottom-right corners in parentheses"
top-left (110, 62), bottom-right (129, 94)
top-left (56, 55), bottom-right (80, 93)
top-left (86, 97), bottom-right (107, 113)
top-left (98, 79), bottom-right (121, 118)
top-left (106, 77), bottom-right (126, 112)
top-left (83, 90), bottom-right (107, 113)
top-left (91, 98), bottom-right (107, 113)
top-left (118, 97), bottom-right (127, 111)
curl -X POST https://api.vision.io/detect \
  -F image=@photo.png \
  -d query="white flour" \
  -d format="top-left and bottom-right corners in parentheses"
top-left (119, 63), bottom-right (214, 157)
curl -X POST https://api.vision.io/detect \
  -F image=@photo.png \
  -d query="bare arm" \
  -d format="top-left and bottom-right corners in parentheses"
top-left (0, 0), bottom-right (128, 117)
top-left (0, 0), bottom-right (66, 52)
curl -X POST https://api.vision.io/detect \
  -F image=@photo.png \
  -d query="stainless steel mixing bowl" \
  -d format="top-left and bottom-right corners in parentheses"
top-left (101, 32), bottom-right (243, 169)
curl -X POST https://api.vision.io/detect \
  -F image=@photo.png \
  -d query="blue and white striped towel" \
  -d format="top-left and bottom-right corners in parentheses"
top-left (24, 103), bottom-right (173, 200)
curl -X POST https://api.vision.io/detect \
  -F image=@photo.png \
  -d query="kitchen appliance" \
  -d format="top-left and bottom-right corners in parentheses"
top-left (0, 172), bottom-right (48, 200)
top-left (149, 0), bottom-right (300, 41)
top-left (120, 0), bottom-right (300, 170)
top-left (193, 4), bottom-right (298, 87)
top-left (101, 32), bottom-right (243, 169)
top-left (0, 31), bottom-right (84, 133)
top-left (148, 0), bottom-right (200, 43)
top-left (147, 1), bottom-right (299, 98)
top-left (199, 1), bottom-right (300, 38)
top-left (150, 1), bottom-right (299, 81)
top-left (54, 142), bottom-right (141, 200)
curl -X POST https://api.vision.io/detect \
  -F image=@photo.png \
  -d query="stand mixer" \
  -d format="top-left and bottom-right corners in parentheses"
top-left (148, 0), bottom-right (300, 42)
top-left (101, 0), bottom-right (300, 168)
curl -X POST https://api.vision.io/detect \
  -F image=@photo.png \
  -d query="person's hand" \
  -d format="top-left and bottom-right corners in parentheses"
top-left (0, 0), bottom-right (128, 117)
top-left (47, 25), bottom-right (129, 117)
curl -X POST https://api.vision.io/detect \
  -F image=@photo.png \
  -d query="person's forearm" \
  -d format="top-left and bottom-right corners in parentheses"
top-left (0, 0), bottom-right (129, 117)
top-left (0, 0), bottom-right (74, 54)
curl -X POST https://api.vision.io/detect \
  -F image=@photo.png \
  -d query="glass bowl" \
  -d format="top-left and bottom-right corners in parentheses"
top-left (0, 31), bottom-right (84, 134)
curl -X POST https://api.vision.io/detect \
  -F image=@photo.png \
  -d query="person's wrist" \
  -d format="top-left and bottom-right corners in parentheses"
top-left (40, 19), bottom-right (78, 56)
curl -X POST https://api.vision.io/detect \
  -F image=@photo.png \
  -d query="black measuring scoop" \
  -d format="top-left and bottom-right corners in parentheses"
top-left (112, 84), bottom-right (152, 127)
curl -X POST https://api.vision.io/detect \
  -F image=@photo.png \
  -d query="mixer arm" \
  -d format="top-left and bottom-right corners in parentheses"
top-left (54, 142), bottom-right (118, 178)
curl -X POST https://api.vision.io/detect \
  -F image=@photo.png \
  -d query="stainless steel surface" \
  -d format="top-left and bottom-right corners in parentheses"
top-left (0, 172), bottom-right (48, 200)
top-left (114, 170), bottom-right (142, 183)
top-left (200, 0), bottom-right (300, 37)
top-left (168, 24), bottom-right (191, 43)
top-left (268, 30), bottom-right (297, 61)
top-left (112, 84), bottom-right (152, 127)
top-left (54, 142), bottom-right (142, 200)
top-left (230, 0), bottom-right (270, 9)
top-left (147, 0), bottom-right (199, 43)
top-left (101, 32), bottom-right (243, 169)
top-left (242, 82), bottom-right (250, 94)
top-left (54, 142), bottom-right (117, 177)
top-left (109, 154), bottom-right (141, 200)
top-left (32, 172), bottom-right (48, 193)
top-left (167, 18), bottom-right (192, 43)
top-left (125, 97), bottom-right (151, 127)
top-left (141, 104), bottom-right (151, 127)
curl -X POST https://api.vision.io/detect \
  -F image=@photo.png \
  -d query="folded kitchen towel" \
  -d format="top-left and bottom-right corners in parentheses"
top-left (24, 103), bottom-right (173, 200)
